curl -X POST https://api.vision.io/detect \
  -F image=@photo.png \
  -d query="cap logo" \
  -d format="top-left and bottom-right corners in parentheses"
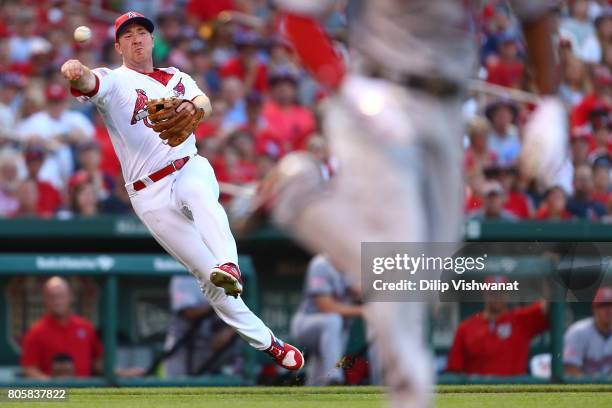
top-left (127, 11), bottom-right (137, 18)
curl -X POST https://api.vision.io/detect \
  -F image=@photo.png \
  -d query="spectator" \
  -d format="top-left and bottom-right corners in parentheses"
top-left (219, 76), bottom-right (247, 134)
top-left (480, 4), bottom-right (517, 65)
top-left (227, 130), bottom-right (258, 183)
top-left (168, 36), bottom-right (193, 73)
top-left (0, 1), bottom-right (610, 224)
top-left (468, 181), bottom-right (517, 221)
top-left (564, 287), bottom-right (612, 376)
top-left (67, 176), bottom-right (98, 218)
top-left (536, 186), bottom-right (573, 220)
top-left (496, 166), bottom-right (533, 219)
top-left (91, 111), bottom-right (120, 179)
top-left (165, 275), bottom-right (240, 377)
top-left (291, 255), bottom-right (363, 385)
top-left (153, 14), bottom-right (182, 64)
top-left (7, 9), bottom-right (49, 66)
top-left (23, 147), bottom-right (62, 217)
top-left (447, 279), bottom-right (549, 376)
top-left (0, 74), bottom-right (25, 136)
top-left (464, 116), bottom-right (497, 172)
top-left (571, 129), bottom-right (592, 167)
top-left (571, 65), bottom-right (612, 131)
top-left (587, 107), bottom-right (612, 159)
top-left (220, 31), bottom-right (268, 93)
top-left (244, 92), bottom-right (284, 159)
top-left (0, 154), bottom-right (20, 217)
top-left (75, 141), bottom-right (114, 201)
top-left (464, 168), bottom-right (487, 213)
top-left (560, 55), bottom-right (592, 108)
top-left (17, 83), bottom-right (94, 190)
top-left (11, 179), bottom-right (39, 218)
top-left (567, 165), bottom-right (607, 219)
top-left (485, 32), bottom-right (524, 89)
top-left (267, 37), bottom-right (299, 75)
top-left (21, 276), bottom-right (103, 379)
top-left (581, 7), bottom-right (612, 64)
top-left (485, 99), bottom-right (521, 166)
top-left (190, 43), bottom-right (221, 95)
top-left (591, 159), bottom-right (611, 206)
top-left (561, 0), bottom-right (596, 52)
top-left (262, 67), bottom-right (316, 152)
top-left (241, 91), bottom-right (267, 135)
top-left (208, 20), bottom-right (238, 68)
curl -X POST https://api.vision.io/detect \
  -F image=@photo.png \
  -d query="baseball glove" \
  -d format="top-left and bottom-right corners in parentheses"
top-left (146, 98), bottom-right (204, 147)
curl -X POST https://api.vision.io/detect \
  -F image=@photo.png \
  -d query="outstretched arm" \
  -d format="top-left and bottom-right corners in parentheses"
top-left (522, 13), bottom-right (558, 95)
top-left (512, 5), bottom-right (567, 186)
top-left (60, 59), bottom-right (97, 94)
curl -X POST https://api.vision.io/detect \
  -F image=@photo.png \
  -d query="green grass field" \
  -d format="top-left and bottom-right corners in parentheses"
top-left (2, 385), bottom-right (612, 407)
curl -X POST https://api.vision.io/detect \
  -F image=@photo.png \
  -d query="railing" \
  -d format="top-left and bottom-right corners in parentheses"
top-left (0, 254), bottom-right (260, 387)
top-left (0, 218), bottom-right (611, 385)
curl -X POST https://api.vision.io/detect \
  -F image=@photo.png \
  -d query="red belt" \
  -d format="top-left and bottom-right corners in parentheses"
top-left (132, 156), bottom-right (190, 191)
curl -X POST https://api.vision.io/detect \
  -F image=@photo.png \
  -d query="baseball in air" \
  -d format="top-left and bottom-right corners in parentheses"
top-left (74, 26), bottom-right (92, 43)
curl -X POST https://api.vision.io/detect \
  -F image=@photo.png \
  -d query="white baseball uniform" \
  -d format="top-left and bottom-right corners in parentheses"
top-left (73, 65), bottom-right (273, 351)
top-left (275, 1), bottom-right (553, 406)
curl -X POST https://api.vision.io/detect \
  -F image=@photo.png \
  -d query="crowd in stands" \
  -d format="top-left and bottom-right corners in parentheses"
top-left (1, 0), bottom-right (612, 222)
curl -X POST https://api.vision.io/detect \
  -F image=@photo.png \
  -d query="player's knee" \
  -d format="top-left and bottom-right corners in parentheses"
top-left (322, 313), bottom-right (343, 334)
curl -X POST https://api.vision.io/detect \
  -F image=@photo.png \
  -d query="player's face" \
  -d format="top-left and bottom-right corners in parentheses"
top-left (593, 304), bottom-right (612, 333)
top-left (115, 24), bottom-right (154, 66)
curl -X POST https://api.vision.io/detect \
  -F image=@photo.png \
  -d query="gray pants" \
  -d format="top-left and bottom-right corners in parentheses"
top-left (291, 312), bottom-right (349, 385)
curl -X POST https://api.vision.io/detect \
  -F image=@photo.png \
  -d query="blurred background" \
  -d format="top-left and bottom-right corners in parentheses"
top-left (0, 0), bottom-right (611, 387)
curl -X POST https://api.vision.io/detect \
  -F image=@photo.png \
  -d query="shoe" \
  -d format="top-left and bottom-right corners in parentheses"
top-left (264, 335), bottom-right (305, 371)
top-left (210, 262), bottom-right (243, 298)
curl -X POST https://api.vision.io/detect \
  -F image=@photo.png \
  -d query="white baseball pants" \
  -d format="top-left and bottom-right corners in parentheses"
top-left (129, 155), bottom-right (272, 351)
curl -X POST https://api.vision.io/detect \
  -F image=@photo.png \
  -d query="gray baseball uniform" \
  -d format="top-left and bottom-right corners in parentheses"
top-left (291, 255), bottom-right (355, 385)
top-left (564, 317), bottom-right (612, 376)
top-left (273, 1), bottom-right (554, 405)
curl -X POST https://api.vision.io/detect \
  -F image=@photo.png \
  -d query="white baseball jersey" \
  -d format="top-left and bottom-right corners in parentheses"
top-left (77, 65), bottom-right (204, 184)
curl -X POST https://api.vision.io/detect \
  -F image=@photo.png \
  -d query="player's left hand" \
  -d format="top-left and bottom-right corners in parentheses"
top-left (146, 98), bottom-right (204, 147)
top-left (519, 96), bottom-right (568, 187)
top-left (176, 100), bottom-right (196, 115)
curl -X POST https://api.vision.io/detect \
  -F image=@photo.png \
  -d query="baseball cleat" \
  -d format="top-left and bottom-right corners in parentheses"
top-left (210, 262), bottom-right (243, 298)
top-left (264, 335), bottom-right (305, 371)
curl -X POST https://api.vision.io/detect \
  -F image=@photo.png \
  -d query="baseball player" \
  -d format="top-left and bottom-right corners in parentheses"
top-left (60, 11), bottom-right (303, 371)
top-left (250, 1), bottom-right (566, 406)
top-left (290, 254), bottom-right (363, 385)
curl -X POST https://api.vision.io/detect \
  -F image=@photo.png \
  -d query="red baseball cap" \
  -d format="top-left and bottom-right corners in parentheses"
top-left (45, 83), bottom-right (68, 101)
top-left (114, 11), bottom-right (154, 41)
top-left (593, 286), bottom-right (612, 307)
